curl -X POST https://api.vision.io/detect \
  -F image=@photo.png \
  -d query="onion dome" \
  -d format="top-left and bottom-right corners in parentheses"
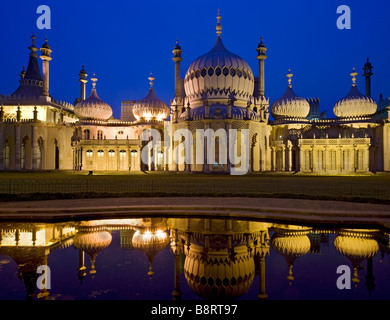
top-left (132, 73), bottom-right (170, 121)
top-left (184, 242), bottom-right (255, 299)
top-left (184, 10), bottom-right (254, 105)
top-left (270, 70), bottom-right (310, 119)
top-left (333, 68), bottom-right (377, 118)
top-left (74, 74), bottom-right (113, 121)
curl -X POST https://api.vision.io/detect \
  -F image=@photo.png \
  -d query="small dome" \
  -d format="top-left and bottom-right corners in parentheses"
top-left (270, 70), bottom-right (310, 119)
top-left (74, 74), bottom-right (113, 121)
top-left (333, 68), bottom-right (377, 118)
top-left (132, 74), bottom-right (170, 121)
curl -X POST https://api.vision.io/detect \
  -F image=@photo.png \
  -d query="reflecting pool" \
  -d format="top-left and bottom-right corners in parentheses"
top-left (0, 216), bottom-right (389, 300)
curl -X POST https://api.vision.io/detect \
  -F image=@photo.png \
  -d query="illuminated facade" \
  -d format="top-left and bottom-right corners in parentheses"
top-left (1, 12), bottom-right (389, 174)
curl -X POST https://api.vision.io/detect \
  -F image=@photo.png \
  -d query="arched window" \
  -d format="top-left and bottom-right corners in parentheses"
top-left (86, 150), bottom-right (93, 158)
top-left (97, 150), bottom-right (104, 157)
top-left (97, 130), bottom-right (103, 140)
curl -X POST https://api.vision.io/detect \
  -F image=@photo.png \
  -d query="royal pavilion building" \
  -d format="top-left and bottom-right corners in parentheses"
top-left (0, 11), bottom-right (389, 174)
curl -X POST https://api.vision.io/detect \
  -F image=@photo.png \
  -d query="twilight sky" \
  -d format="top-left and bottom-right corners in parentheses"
top-left (0, 0), bottom-right (389, 119)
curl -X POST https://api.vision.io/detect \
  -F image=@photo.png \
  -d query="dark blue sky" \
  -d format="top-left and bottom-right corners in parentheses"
top-left (0, 0), bottom-right (389, 119)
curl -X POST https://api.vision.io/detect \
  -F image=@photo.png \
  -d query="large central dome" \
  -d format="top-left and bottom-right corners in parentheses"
top-left (184, 12), bottom-right (254, 106)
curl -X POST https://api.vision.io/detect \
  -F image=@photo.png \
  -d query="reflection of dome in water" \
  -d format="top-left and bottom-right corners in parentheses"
top-left (184, 243), bottom-right (255, 299)
top-left (132, 228), bottom-right (170, 277)
top-left (73, 230), bottom-right (112, 253)
top-left (271, 224), bottom-right (312, 283)
top-left (334, 230), bottom-right (378, 264)
top-left (73, 229), bottom-right (112, 276)
top-left (334, 229), bottom-right (379, 287)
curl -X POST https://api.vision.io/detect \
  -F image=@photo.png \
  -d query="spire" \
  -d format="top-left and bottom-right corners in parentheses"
top-left (148, 72), bottom-right (155, 88)
top-left (28, 33), bottom-right (38, 56)
top-left (350, 67), bottom-right (358, 87)
top-left (91, 73), bottom-right (97, 90)
top-left (216, 9), bottom-right (222, 37)
top-left (287, 69), bottom-right (293, 88)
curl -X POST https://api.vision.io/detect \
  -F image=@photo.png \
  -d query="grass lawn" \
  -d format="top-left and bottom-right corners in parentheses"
top-left (1, 171), bottom-right (390, 203)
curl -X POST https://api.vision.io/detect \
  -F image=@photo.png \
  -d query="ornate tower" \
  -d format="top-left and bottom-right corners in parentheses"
top-left (78, 66), bottom-right (87, 101)
top-left (172, 39), bottom-right (183, 98)
top-left (39, 37), bottom-right (52, 97)
top-left (256, 37), bottom-right (267, 97)
top-left (363, 58), bottom-right (373, 98)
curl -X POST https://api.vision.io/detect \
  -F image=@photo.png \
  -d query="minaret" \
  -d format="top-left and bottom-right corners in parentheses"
top-left (78, 66), bottom-right (88, 101)
top-left (363, 58), bottom-right (373, 98)
top-left (256, 37), bottom-right (267, 97)
top-left (172, 39), bottom-right (183, 98)
top-left (39, 37), bottom-right (52, 97)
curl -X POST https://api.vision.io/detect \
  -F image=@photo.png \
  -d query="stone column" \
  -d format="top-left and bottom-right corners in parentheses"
top-left (282, 146), bottom-right (286, 171)
top-left (311, 146), bottom-right (316, 172)
top-left (365, 146), bottom-right (370, 172)
top-left (225, 122), bottom-right (231, 173)
top-left (351, 147), bottom-right (356, 172)
top-left (288, 146), bottom-right (292, 171)
top-left (271, 147), bottom-right (276, 171)
top-left (14, 125), bottom-right (21, 170)
top-left (337, 146), bottom-right (342, 173)
top-left (185, 123), bottom-right (191, 173)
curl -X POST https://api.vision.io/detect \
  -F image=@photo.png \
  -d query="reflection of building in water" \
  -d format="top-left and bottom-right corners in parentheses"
top-left (334, 228), bottom-right (379, 291)
top-left (0, 223), bottom-right (75, 299)
top-left (0, 218), bottom-right (387, 300)
top-left (270, 224), bottom-right (312, 284)
top-left (168, 218), bottom-right (270, 300)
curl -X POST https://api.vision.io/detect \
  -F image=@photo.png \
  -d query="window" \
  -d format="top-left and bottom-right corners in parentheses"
top-left (97, 150), bottom-right (104, 158)
top-left (86, 150), bottom-right (93, 157)
top-left (83, 129), bottom-right (90, 140)
top-left (97, 130), bottom-right (103, 140)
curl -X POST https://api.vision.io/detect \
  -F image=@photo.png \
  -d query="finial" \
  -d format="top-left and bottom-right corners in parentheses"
top-left (350, 67), bottom-right (358, 86)
top-left (91, 73), bottom-right (97, 89)
top-left (31, 33), bottom-right (36, 46)
top-left (286, 69), bottom-right (293, 87)
top-left (216, 9), bottom-right (222, 37)
top-left (148, 72), bottom-right (155, 88)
